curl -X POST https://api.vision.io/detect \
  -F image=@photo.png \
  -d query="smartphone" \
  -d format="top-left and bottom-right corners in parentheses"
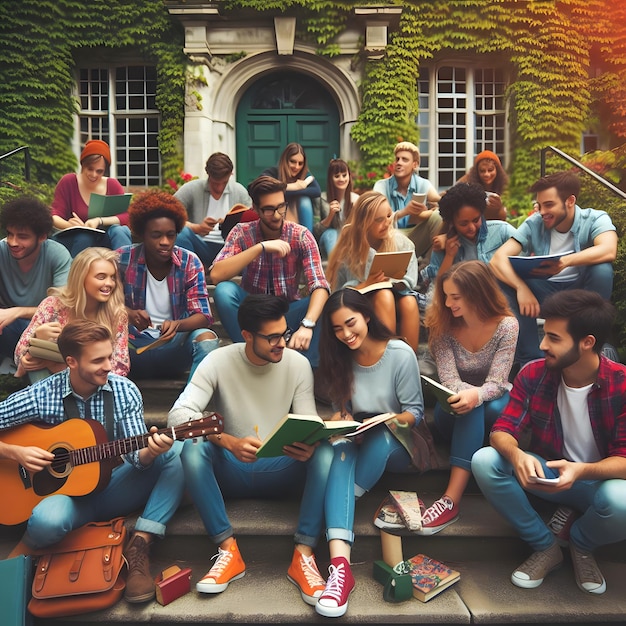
top-left (528, 475), bottom-right (560, 485)
top-left (412, 192), bottom-right (426, 204)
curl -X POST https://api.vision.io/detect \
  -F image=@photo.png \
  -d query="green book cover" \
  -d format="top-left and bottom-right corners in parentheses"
top-left (420, 375), bottom-right (458, 415)
top-left (255, 414), bottom-right (361, 458)
top-left (88, 192), bottom-right (132, 218)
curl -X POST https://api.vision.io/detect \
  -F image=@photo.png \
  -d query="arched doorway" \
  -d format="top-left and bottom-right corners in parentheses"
top-left (236, 71), bottom-right (340, 189)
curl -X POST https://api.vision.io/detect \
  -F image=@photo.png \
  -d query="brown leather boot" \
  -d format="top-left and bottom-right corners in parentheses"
top-left (124, 533), bottom-right (155, 603)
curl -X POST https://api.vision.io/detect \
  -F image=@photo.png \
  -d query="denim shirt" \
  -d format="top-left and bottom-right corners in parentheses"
top-left (373, 173), bottom-right (434, 229)
top-left (422, 219), bottom-right (518, 284)
top-left (514, 205), bottom-right (615, 256)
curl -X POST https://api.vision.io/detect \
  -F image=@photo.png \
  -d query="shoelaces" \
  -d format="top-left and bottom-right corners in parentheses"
top-left (300, 554), bottom-right (324, 587)
top-left (322, 562), bottom-right (346, 602)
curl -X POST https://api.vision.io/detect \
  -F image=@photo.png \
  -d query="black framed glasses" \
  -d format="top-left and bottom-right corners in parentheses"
top-left (258, 202), bottom-right (288, 217)
top-left (253, 328), bottom-right (292, 346)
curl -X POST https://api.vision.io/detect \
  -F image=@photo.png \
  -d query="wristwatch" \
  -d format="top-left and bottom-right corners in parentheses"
top-left (300, 317), bottom-right (316, 329)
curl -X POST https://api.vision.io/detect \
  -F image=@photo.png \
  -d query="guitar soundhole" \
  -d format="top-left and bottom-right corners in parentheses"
top-left (31, 444), bottom-right (71, 496)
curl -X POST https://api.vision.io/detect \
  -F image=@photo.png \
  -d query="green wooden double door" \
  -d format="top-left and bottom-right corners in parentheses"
top-left (236, 72), bottom-right (340, 192)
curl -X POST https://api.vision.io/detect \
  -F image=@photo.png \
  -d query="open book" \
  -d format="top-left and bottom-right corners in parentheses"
top-left (420, 375), bottom-right (458, 415)
top-left (220, 203), bottom-right (251, 239)
top-left (508, 250), bottom-right (574, 279)
top-left (255, 412), bottom-right (395, 458)
top-left (88, 193), bottom-right (133, 218)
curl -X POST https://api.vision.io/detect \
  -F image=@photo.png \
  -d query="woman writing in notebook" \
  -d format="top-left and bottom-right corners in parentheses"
top-left (325, 191), bottom-right (420, 351)
top-left (420, 260), bottom-right (518, 534)
top-left (50, 140), bottom-right (132, 256)
top-left (314, 288), bottom-right (424, 618)
top-left (314, 158), bottom-right (359, 257)
top-left (15, 247), bottom-right (129, 382)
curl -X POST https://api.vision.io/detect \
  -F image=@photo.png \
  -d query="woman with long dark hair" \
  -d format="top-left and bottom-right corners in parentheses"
top-left (314, 288), bottom-right (424, 618)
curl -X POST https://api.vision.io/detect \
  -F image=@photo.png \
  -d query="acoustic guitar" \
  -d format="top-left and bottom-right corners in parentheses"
top-left (0, 413), bottom-right (223, 525)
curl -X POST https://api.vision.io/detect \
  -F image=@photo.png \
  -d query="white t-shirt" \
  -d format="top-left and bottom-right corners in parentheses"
top-left (549, 229), bottom-right (579, 283)
top-left (205, 194), bottom-right (229, 244)
top-left (558, 379), bottom-right (601, 463)
top-left (145, 272), bottom-right (172, 328)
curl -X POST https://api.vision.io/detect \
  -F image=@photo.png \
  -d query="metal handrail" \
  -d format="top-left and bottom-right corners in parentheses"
top-left (540, 145), bottom-right (626, 201)
top-left (0, 146), bottom-right (31, 182)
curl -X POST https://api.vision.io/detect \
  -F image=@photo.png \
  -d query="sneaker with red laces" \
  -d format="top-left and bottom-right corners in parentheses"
top-left (315, 556), bottom-right (355, 618)
top-left (547, 506), bottom-right (579, 546)
top-left (416, 495), bottom-right (459, 535)
top-left (287, 548), bottom-right (326, 606)
top-left (196, 538), bottom-right (246, 594)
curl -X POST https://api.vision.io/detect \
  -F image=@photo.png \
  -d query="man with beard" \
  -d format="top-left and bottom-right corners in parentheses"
top-left (490, 171), bottom-right (617, 364)
top-left (472, 290), bottom-right (626, 596)
top-left (168, 294), bottom-right (333, 606)
top-left (0, 197), bottom-right (71, 365)
top-left (210, 175), bottom-right (329, 367)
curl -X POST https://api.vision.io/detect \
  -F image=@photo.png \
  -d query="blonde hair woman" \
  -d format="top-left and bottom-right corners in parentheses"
top-left (326, 190), bottom-right (420, 351)
top-left (15, 247), bottom-right (129, 380)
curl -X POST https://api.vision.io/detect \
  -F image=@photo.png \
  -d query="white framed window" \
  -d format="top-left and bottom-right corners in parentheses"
top-left (418, 64), bottom-right (508, 191)
top-left (78, 66), bottom-right (160, 187)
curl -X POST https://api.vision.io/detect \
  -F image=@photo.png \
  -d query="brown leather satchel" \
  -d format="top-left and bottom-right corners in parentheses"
top-left (27, 517), bottom-right (127, 618)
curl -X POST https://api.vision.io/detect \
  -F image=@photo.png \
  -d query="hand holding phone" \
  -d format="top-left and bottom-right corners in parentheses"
top-left (528, 475), bottom-right (560, 485)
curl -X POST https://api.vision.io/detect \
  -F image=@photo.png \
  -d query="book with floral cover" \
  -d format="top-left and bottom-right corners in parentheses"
top-left (403, 553), bottom-right (460, 602)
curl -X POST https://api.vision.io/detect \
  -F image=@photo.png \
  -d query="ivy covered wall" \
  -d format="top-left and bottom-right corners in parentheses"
top-left (0, 0), bottom-right (186, 185)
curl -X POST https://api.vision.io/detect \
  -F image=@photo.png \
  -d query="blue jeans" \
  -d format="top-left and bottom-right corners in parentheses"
top-left (500, 262), bottom-right (614, 364)
top-left (319, 228), bottom-right (339, 258)
top-left (180, 438), bottom-right (333, 548)
top-left (434, 394), bottom-right (509, 471)
top-left (129, 328), bottom-right (219, 381)
top-left (23, 442), bottom-right (185, 549)
top-left (295, 196), bottom-right (314, 232)
top-left (176, 226), bottom-right (224, 267)
top-left (213, 281), bottom-right (321, 367)
top-left (471, 446), bottom-right (626, 553)
top-left (325, 427), bottom-right (413, 545)
top-left (0, 318), bottom-right (28, 360)
top-left (53, 224), bottom-right (132, 257)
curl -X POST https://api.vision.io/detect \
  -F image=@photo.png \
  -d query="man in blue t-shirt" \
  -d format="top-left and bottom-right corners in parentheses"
top-left (490, 171), bottom-right (617, 364)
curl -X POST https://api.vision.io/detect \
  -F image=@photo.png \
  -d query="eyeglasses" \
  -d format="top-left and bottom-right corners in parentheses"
top-left (253, 328), bottom-right (292, 346)
top-left (258, 202), bottom-right (288, 217)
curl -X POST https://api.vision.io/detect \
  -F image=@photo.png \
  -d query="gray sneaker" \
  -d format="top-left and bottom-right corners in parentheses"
top-left (373, 496), bottom-right (404, 530)
top-left (570, 543), bottom-right (606, 594)
top-left (511, 542), bottom-right (563, 589)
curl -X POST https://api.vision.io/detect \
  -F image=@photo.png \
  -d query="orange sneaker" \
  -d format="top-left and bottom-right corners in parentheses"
top-left (196, 538), bottom-right (246, 594)
top-left (287, 547), bottom-right (326, 606)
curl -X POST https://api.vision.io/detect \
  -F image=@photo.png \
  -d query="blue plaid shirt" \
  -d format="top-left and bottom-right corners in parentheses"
top-left (0, 369), bottom-right (147, 469)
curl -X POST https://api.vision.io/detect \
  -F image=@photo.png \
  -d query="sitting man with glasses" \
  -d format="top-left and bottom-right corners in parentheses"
top-left (168, 293), bottom-right (333, 606)
top-left (210, 175), bottom-right (329, 367)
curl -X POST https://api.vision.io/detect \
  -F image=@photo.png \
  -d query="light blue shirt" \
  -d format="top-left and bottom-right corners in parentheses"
top-left (373, 173), bottom-right (434, 229)
top-left (513, 205), bottom-right (615, 256)
top-left (422, 219), bottom-right (518, 284)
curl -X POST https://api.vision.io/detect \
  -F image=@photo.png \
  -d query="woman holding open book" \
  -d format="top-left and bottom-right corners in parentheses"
top-left (51, 139), bottom-right (132, 257)
top-left (314, 288), bottom-right (424, 618)
top-left (421, 260), bottom-right (518, 534)
top-left (325, 191), bottom-right (420, 352)
top-left (15, 247), bottom-right (129, 381)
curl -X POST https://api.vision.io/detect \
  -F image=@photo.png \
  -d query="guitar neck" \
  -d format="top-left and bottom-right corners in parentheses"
top-left (70, 420), bottom-right (219, 467)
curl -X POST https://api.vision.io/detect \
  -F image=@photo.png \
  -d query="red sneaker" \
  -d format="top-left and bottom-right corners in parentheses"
top-left (417, 496), bottom-right (459, 535)
top-left (315, 556), bottom-right (355, 618)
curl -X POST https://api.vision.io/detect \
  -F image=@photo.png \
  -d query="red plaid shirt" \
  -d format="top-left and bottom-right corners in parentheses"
top-left (492, 356), bottom-right (626, 460)
top-left (214, 220), bottom-right (329, 300)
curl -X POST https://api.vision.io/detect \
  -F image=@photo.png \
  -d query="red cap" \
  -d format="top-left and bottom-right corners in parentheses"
top-left (474, 150), bottom-right (501, 167)
top-left (80, 140), bottom-right (111, 165)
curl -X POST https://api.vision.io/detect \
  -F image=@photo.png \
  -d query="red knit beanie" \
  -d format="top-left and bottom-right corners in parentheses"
top-left (80, 140), bottom-right (111, 165)
top-left (474, 150), bottom-right (501, 167)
